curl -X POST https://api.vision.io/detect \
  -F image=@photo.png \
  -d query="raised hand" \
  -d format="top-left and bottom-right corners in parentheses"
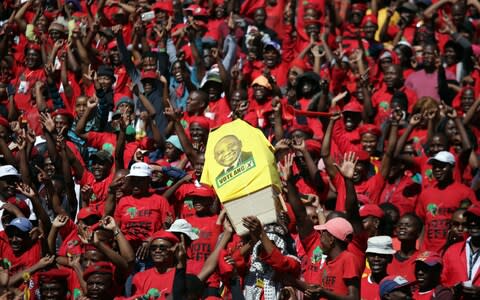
top-left (39, 112), bottom-right (55, 133)
top-left (37, 255), bottom-right (55, 269)
top-left (15, 182), bottom-right (35, 199)
top-left (409, 113), bottom-right (422, 126)
top-left (334, 152), bottom-right (358, 179)
top-left (242, 216), bottom-right (264, 242)
top-left (35, 165), bottom-right (50, 184)
top-left (278, 152), bottom-right (295, 182)
top-left (331, 91), bottom-right (348, 107)
top-left (52, 215), bottom-right (69, 228)
top-left (87, 96), bottom-right (99, 110)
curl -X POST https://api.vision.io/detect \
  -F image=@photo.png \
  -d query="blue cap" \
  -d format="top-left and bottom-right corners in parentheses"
top-left (166, 135), bottom-right (184, 152)
top-left (379, 276), bottom-right (412, 297)
top-left (6, 217), bottom-right (33, 232)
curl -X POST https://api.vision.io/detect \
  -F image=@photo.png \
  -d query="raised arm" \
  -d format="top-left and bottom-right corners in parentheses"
top-left (321, 114), bottom-right (342, 179)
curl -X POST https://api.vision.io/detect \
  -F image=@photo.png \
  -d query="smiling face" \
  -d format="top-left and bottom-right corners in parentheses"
top-left (461, 88), bottom-right (475, 113)
top-left (25, 49), bottom-right (41, 69)
top-left (6, 227), bottom-right (29, 254)
top-left (366, 253), bottom-right (392, 275)
top-left (214, 135), bottom-right (242, 167)
top-left (91, 160), bottom-right (111, 181)
top-left (361, 133), bottom-right (378, 155)
top-left (150, 238), bottom-right (174, 264)
top-left (431, 161), bottom-right (453, 183)
top-left (395, 215), bottom-right (421, 242)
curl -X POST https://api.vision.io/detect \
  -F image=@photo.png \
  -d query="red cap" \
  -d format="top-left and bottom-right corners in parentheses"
top-left (290, 123), bottom-right (314, 137)
top-left (152, 1), bottom-right (174, 15)
top-left (83, 262), bottom-right (114, 280)
top-left (415, 251), bottom-right (442, 266)
top-left (356, 150), bottom-right (371, 162)
top-left (359, 204), bottom-right (384, 218)
top-left (343, 101), bottom-right (363, 113)
top-left (314, 217), bottom-right (353, 242)
top-left (304, 19), bottom-right (322, 27)
top-left (141, 70), bottom-right (157, 80)
top-left (359, 124), bottom-right (381, 137)
top-left (290, 58), bottom-right (307, 71)
top-left (185, 4), bottom-right (209, 16)
top-left (186, 184), bottom-right (216, 198)
top-left (466, 204), bottom-right (480, 217)
top-left (77, 207), bottom-right (101, 220)
top-left (0, 116), bottom-right (9, 128)
top-left (351, 3), bottom-right (368, 11)
top-left (51, 109), bottom-right (74, 120)
top-left (151, 230), bottom-right (180, 244)
top-left (6, 197), bottom-right (31, 218)
top-left (26, 43), bottom-right (41, 51)
top-left (38, 268), bottom-right (70, 283)
top-left (305, 139), bottom-right (322, 156)
top-left (361, 14), bottom-right (378, 27)
top-left (190, 116), bottom-right (211, 130)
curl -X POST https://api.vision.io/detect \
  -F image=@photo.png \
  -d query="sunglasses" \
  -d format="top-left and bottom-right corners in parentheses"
top-left (149, 245), bottom-right (171, 252)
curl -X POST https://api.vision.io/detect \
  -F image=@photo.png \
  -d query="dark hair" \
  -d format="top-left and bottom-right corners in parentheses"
top-left (391, 91), bottom-right (409, 112)
top-left (401, 212), bottom-right (424, 233)
top-left (379, 203), bottom-right (400, 236)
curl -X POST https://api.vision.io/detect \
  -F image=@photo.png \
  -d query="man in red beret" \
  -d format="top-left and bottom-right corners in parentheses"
top-left (38, 268), bottom-right (71, 300)
top-left (83, 262), bottom-right (116, 300)
top-left (130, 230), bottom-right (179, 299)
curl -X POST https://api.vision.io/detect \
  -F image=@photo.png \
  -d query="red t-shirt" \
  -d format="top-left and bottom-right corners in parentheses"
top-left (371, 86), bottom-right (417, 126)
top-left (318, 250), bottom-right (359, 298)
top-left (58, 219), bottom-right (83, 257)
top-left (387, 252), bottom-right (418, 282)
top-left (114, 194), bottom-right (171, 250)
top-left (0, 231), bottom-right (42, 278)
top-left (415, 182), bottom-right (477, 252)
top-left (333, 172), bottom-right (386, 212)
top-left (379, 174), bottom-right (421, 216)
top-left (173, 182), bottom-right (198, 219)
top-left (184, 214), bottom-right (222, 287)
top-left (360, 275), bottom-right (380, 300)
top-left (300, 231), bottom-right (325, 285)
top-left (413, 290), bottom-right (434, 300)
top-left (131, 267), bottom-right (175, 299)
top-left (80, 170), bottom-right (114, 215)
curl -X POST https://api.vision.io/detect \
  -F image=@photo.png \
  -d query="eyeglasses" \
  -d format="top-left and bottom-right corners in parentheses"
top-left (149, 245), bottom-right (170, 252)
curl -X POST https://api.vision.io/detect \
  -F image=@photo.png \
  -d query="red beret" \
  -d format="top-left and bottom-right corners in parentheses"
top-left (141, 71), bottom-right (157, 80)
top-left (356, 150), bottom-right (371, 162)
top-left (304, 19), bottom-right (322, 27)
top-left (190, 116), bottom-right (211, 130)
top-left (186, 184), bottom-right (216, 199)
top-left (38, 268), bottom-right (70, 283)
top-left (83, 262), bottom-right (114, 280)
top-left (51, 109), bottom-right (74, 120)
top-left (26, 43), bottom-right (41, 51)
top-left (290, 58), bottom-right (307, 71)
top-left (152, 1), bottom-right (174, 15)
top-left (362, 14), bottom-right (378, 27)
top-left (0, 116), bottom-right (9, 128)
top-left (466, 205), bottom-right (480, 217)
top-left (77, 207), bottom-right (101, 220)
top-left (351, 3), bottom-right (368, 11)
top-left (359, 204), bottom-right (384, 218)
top-left (151, 230), bottom-right (180, 244)
top-left (358, 124), bottom-right (382, 137)
top-left (305, 139), bottom-right (322, 156)
top-left (343, 101), bottom-right (363, 113)
top-left (290, 123), bottom-right (314, 137)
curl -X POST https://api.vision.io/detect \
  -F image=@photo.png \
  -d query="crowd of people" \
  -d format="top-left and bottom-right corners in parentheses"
top-left (0, 0), bottom-right (480, 299)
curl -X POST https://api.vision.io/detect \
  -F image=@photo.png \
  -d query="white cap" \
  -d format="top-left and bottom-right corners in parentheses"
top-left (126, 162), bottom-right (152, 177)
top-left (366, 236), bottom-right (396, 255)
top-left (0, 165), bottom-right (20, 178)
top-left (166, 219), bottom-right (199, 241)
top-left (428, 151), bottom-right (455, 166)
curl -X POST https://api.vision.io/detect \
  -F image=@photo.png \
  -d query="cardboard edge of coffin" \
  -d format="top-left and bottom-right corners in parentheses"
top-left (223, 185), bottom-right (282, 236)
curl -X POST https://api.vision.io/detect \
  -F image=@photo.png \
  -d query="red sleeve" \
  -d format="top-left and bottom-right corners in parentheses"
top-left (131, 272), bottom-right (143, 295)
top-left (332, 172), bottom-right (347, 212)
top-left (86, 132), bottom-right (105, 149)
top-left (280, 24), bottom-right (295, 64)
top-left (259, 247), bottom-right (301, 276)
top-left (367, 173), bottom-right (386, 204)
top-left (80, 170), bottom-right (94, 187)
top-left (415, 192), bottom-right (426, 220)
top-left (58, 219), bottom-right (77, 240)
top-left (300, 230), bottom-right (320, 254)
top-left (342, 254), bottom-right (359, 280)
top-left (139, 137), bottom-right (155, 150)
top-left (332, 120), bottom-right (356, 154)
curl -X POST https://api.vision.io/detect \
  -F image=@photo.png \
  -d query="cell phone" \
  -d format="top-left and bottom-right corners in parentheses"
top-left (141, 11), bottom-right (155, 22)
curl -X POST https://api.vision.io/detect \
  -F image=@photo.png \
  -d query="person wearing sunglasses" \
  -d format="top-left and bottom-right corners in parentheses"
top-left (130, 230), bottom-right (179, 299)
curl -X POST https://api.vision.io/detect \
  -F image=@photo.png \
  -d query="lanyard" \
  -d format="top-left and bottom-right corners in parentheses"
top-left (468, 242), bottom-right (480, 280)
